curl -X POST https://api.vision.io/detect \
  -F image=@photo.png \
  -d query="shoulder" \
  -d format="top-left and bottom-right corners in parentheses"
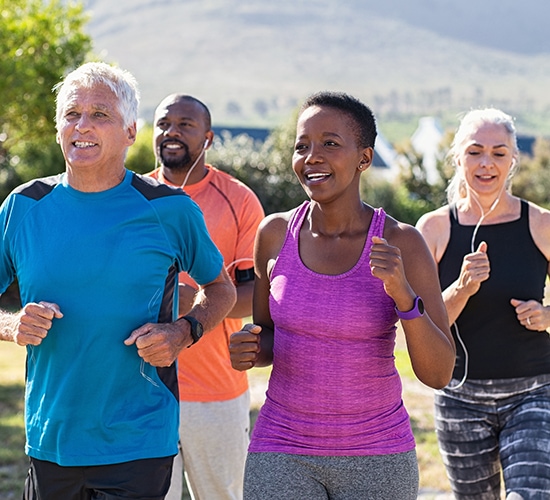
top-left (130, 172), bottom-right (189, 201)
top-left (258, 209), bottom-right (293, 238)
top-left (527, 200), bottom-right (550, 260)
top-left (208, 166), bottom-right (256, 195)
top-left (415, 205), bottom-right (451, 262)
top-left (11, 174), bottom-right (64, 201)
top-left (416, 205), bottom-right (451, 236)
top-left (383, 214), bottom-right (429, 251)
top-left (207, 166), bottom-right (263, 205)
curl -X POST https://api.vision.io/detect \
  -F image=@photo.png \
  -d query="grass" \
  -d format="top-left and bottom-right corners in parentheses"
top-left (0, 342), bottom-right (27, 500)
top-left (0, 334), bottom-right (451, 499)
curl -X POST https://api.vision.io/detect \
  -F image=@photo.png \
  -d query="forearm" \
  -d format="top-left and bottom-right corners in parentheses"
top-left (187, 280), bottom-right (237, 333)
top-left (0, 309), bottom-right (17, 342)
top-left (226, 281), bottom-right (253, 319)
top-left (402, 316), bottom-right (456, 389)
top-left (254, 325), bottom-right (274, 367)
top-left (442, 280), bottom-right (472, 325)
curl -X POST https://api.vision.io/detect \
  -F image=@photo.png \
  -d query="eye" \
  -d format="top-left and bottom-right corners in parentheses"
top-left (324, 140), bottom-right (339, 147)
top-left (294, 143), bottom-right (308, 151)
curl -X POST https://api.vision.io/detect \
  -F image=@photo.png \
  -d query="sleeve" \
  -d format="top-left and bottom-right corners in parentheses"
top-left (0, 195), bottom-right (17, 294)
top-left (165, 195), bottom-right (224, 286)
top-left (231, 188), bottom-right (265, 276)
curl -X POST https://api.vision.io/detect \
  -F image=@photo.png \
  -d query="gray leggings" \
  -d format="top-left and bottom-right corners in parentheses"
top-left (435, 375), bottom-right (550, 500)
top-left (243, 450), bottom-right (418, 500)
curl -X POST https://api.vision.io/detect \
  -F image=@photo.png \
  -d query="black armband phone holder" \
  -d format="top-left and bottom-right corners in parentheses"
top-left (235, 267), bottom-right (255, 283)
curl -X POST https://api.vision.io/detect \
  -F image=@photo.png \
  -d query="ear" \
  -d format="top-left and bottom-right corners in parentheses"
top-left (204, 130), bottom-right (214, 150)
top-left (358, 147), bottom-right (374, 171)
top-left (127, 123), bottom-right (137, 144)
top-left (55, 133), bottom-right (60, 144)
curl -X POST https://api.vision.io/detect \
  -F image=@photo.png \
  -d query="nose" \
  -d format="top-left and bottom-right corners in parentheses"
top-left (305, 143), bottom-right (322, 164)
top-left (164, 122), bottom-right (181, 137)
top-left (478, 152), bottom-right (493, 168)
top-left (74, 113), bottom-right (92, 132)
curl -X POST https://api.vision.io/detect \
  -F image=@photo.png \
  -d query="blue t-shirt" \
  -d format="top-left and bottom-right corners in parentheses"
top-left (0, 170), bottom-right (223, 466)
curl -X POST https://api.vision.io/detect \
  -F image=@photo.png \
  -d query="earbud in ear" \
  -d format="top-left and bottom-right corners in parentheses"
top-left (203, 139), bottom-right (209, 149)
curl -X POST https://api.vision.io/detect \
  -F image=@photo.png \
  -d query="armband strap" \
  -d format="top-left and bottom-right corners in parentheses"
top-left (235, 267), bottom-right (255, 283)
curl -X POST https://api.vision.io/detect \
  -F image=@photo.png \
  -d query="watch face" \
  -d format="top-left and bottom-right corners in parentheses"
top-left (185, 316), bottom-right (204, 344)
top-left (417, 297), bottom-right (425, 315)
top-left (195, 321), bottom-right (204, 339)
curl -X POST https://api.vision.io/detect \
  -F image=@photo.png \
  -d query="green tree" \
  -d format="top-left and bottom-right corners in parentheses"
top-left (125, 123), bottom-right (156, 175)
top-left (512, 138), bottom-right (550, 209)
top-left (0, 0), bottom-right (92, 200)
top-left (207, 115), bottom-right (307, 215)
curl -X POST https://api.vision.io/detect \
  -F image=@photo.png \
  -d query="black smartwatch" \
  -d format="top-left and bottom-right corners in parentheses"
top-left (181, 315), bottom-right (204, 346)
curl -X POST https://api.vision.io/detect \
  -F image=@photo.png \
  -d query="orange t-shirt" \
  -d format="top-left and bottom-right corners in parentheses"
top-left (148, 165), bottom-right (264, 402)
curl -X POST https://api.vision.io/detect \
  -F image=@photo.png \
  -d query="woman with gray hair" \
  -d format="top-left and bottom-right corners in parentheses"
top-left (417, 108), bottom-right (550, 499)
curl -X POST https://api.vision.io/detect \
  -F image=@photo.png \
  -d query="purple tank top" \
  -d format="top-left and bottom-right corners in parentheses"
top-left (249, 201), bottom-right (415, 456)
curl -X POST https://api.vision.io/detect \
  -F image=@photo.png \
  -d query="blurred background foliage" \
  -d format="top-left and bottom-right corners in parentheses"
top-left (3, 0), bottom-right (550, 224)
top-left (0, 0), bottom-right (91, 200)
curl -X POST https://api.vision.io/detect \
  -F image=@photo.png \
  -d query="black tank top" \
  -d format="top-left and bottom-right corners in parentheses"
top-left (439, 200), bottom-right (550, 379)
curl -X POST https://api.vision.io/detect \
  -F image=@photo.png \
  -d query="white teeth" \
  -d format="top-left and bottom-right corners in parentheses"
top-left (164, 143), bottom-right (182, 149)
top-left (306, 173), bottom-right (330, 180)
top-left (74, 141), bottom-right (95, 148)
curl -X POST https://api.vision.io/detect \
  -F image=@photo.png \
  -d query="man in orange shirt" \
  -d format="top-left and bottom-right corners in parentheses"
top-left (148, 94), bottom-right (264, 500)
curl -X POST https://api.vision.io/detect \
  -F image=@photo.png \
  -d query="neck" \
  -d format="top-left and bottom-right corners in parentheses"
top-left (459, 191), bottom-right (515, 223)
top-left (308, 199), bottom-right (369, 237)
top-left (159, 158), bottom-right (207, 188)
top-left (66, 166), bottom-right (126, 192)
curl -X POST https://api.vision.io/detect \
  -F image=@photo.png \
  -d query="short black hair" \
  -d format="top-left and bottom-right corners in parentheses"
top-left (171, 94), bottom-right (212, 130)
top-left (300, 91), bottom-right (377, 148)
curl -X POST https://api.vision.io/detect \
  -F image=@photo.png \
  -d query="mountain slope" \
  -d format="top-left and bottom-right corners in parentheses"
top-left (83, 0), bottom-right (550, 128)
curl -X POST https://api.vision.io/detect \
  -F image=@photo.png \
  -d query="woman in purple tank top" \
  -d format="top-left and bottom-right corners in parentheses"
top-left (229, 91), bottom-right (455, 499)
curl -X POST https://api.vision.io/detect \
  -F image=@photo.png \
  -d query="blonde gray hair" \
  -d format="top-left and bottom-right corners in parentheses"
top-left (446, 108), bottom-right (519, 205)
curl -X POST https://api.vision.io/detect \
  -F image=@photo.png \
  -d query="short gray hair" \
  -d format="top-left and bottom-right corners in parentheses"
top-left (54, 62), bottom-right (140, 129)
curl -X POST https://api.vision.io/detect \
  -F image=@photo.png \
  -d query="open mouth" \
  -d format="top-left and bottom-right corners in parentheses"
top-left (305, 172), bottom-right (331, 181)
top-left (73, 141), bottom-right (96, 148)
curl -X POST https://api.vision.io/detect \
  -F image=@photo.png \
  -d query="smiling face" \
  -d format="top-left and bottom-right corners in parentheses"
top-left (455, 121), bottom-right (517, 199)
top-left (153, 97), bottom-right (212, 172)
top-left (56, 84), bottom-right (136, 184)
top-left (292, 105), bottom-right (372, 203)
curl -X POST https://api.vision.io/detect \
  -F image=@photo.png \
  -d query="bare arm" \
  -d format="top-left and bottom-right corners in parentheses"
top-left (416, 208), bottom-right (490, 326)
top-left (371, 222), bottom-right (455, 389)
top-left (510, 202), bottom-right (550, 331)
top-left (178, 273), bottom-right (253, 319)
top-left (229, 214), bottom-right (288, 370)
top-left (227, 279), bottom-right (254, 319)
top-left (125, 267), bottom-right (236, 367)
top-left (0, 301), bottom-right (63, 345)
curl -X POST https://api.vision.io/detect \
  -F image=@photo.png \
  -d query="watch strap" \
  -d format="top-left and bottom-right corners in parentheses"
top-left (395, 296), bottom-right (425, 320)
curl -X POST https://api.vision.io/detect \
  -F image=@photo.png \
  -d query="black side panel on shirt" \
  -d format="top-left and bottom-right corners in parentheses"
top-left (156, 262), bottom-right (179, 400)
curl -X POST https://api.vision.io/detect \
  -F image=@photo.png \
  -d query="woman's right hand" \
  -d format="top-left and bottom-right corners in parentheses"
top-left (229, 324), bottom-right (262, 371)
top-left (457, 241), bottom-right (490, 297)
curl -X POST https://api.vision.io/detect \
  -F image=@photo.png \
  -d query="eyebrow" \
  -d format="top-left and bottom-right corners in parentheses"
top-left (469, 142), bottom-right (509, 149)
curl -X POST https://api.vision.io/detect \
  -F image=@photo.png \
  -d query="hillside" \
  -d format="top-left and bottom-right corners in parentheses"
top-left (82, 0), bottom-right (550, 133)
